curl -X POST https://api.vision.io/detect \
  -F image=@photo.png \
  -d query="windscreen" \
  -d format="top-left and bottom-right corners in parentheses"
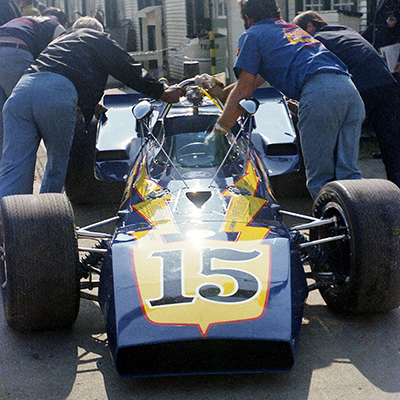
top-left (153, 114), bottom-right (238, 168)
top-left (155, 131), bottom-right (237, 168)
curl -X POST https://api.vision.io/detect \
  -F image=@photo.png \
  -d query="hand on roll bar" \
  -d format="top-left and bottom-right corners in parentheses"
top-left (159, 84), bottom-right (186, 104)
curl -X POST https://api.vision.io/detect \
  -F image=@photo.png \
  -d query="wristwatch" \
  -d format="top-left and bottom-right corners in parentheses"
top-left (214, 122), bottom-right (228, 135)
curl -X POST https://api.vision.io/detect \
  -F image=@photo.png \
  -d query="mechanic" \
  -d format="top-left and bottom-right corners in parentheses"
top-left (41, 6), bottom-right (68, 28)
top-left (0, 13), bottom-right (66, 160)
top-left (19, 0), bottom-right (40, 16)
top-left (363, 2), bottom-right (400, 63)
top-left (0, 0), bottom-right (20, 26)
top-left (207, 0), bottom-right (365, 199)
top-left (0, 16), bottom-right (184, 199)
top-left (292, 11), bottom-right (400, 189)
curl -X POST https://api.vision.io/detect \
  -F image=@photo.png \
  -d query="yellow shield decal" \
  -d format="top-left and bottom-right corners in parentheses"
top-left (129, 157), bottom-right (272, 337)
top-left (132, 239), bottom-right (271, 338)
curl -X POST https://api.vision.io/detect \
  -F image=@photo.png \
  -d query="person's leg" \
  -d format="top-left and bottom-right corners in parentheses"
top-left (334, 79), bottom-right (364, 181)
top-left (0, 47), bottom-right (34, 160)
top-left (31, 73), bottom-right (78, 193)
top-left (0, 87), bottom-right (6, 159)
top-left (363, 84), bottom-right (400, 187)
top-left (0, 47), bottom-right (33, 97)
top-left (0, 74), bottom-right (41, 199)
top-left (298, 74), bottom-right (363, 199)
top-left (298, 74), bottom-right (340, 199)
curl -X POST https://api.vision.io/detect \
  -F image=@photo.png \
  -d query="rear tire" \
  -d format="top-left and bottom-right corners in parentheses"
top-left (312, 179), bottom-right (400, 314)
top-left (0, 193), bottom-right (80, 331)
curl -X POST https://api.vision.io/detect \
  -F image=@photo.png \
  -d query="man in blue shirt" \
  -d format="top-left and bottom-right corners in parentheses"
top-left (210, 0), bottom-right (365, 199)
top-left (293, 10), bottom-right (400, 188)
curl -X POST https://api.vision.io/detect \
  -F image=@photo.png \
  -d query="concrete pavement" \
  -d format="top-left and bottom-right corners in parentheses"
top-left (1, 137), bottom-right (399, 400)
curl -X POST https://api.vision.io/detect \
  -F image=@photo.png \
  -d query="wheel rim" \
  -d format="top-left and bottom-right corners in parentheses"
top-left (315, 201), bottom-right (353, 292)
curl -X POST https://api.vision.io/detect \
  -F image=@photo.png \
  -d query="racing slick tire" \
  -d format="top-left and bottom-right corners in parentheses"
top-left (64, 114), bottom-right (125, 205)
top-left (311, 179), bottom-right (400, 314)
top-left (0, 193), bottom-right (80, 331)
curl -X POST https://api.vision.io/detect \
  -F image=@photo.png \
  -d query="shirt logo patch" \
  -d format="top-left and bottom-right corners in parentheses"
top-left (282, 25), bottom-right (317, 45)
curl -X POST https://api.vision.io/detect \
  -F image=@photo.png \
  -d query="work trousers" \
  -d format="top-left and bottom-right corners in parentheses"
top-left (0, 45), bottom-right (33, 159)
top-left (298, 73), bottom-right (365, 199)
top-left (0, 72), bottom-right (78, 199)
top-left (362, 83), bottom-right (400, 188)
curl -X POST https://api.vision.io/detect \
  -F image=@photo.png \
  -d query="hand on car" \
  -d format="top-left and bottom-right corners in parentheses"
top-left (194, 73), bottom-right (219, 89)
top-left (160, 85), bottom-right (186, 103)
top-left (194, 73), bottom-right (225, 98)
top-left (95, 103), bottom-right (108, 119)
top-left (204, 130), bottom-right (229, 161)
top-left (286, 99), bottom-right (299, 115)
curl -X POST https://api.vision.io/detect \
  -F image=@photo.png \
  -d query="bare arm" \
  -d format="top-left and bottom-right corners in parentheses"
top-left (208, 82), bottom-right (236, 103)
top-left (209, 74), bottom-right (265, 104)
top-left (211, 70), bottom-right (256, 134)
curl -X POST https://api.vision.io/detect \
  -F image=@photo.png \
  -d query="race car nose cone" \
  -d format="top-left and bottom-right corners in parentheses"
top-left (186, 191), bottom-right (212, 208)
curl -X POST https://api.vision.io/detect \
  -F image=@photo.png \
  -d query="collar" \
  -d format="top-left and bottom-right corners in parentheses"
top-left (253, 18), bottom-right (286, 26)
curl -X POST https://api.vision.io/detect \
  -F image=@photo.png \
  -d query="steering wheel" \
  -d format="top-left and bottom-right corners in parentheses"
top-left (176, 142), bottom-right (215, 166)
top-left (177, 142), bottom-right (206, 158)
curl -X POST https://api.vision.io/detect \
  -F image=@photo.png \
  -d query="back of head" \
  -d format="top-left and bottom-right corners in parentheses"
top-left (238, 0), bottom-right (281, 23)
top-left (41, 6), bottom-right (67, 27)
top-left (385, 0), bottom-right (400, 21)
top-left (292, 10), bottom-right (328, 31)
top-left (72, 16), bottom-right (104, 32)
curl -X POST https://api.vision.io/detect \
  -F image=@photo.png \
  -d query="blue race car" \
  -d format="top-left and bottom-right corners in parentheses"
top-left (1, 79), bottom-right (400, 377)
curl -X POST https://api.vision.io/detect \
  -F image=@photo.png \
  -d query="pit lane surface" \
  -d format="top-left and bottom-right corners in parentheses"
top-left (0, 140), bottom-right (399, 400)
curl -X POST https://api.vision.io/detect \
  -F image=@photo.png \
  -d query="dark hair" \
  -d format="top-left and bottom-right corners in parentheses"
top-left (292, 11), bottom-right (328, 31)
top-left (238, 0), bottom-right (281, 23)
top-left (42, 6), bottom-right (68, 27)
top-left (385, 0), bottom-right (400, 20)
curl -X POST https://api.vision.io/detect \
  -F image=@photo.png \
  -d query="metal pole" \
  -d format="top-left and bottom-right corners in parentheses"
top-left (209, 30), bottom-right (217, 75)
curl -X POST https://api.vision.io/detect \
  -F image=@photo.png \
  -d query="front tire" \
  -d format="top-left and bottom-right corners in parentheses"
top-left (312, 179), bottom-right (400, 314)
top-left (0, 193), bottom-right (80, 331)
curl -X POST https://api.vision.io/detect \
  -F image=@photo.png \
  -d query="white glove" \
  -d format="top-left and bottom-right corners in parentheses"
top-left (194, 74), bottom-right (224, 89)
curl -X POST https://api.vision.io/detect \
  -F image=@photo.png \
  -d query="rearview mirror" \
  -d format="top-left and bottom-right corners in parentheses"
top-left (239, 98), bottom-right (260, 116)
top-left (132, 100), bottom-right (153, 120)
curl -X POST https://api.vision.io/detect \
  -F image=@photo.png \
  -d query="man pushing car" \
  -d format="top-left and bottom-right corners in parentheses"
top-left (204, 0), bottom-right (365, 199)
top-left (0, 16), bottom-right (184, 199)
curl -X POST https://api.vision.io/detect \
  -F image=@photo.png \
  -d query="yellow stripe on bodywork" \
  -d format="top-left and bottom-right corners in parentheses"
top-left (222, 160), bottom-right (271, 241)
top-left (129, 160), bottom-right (272, 337)
top-left (129, 160), bottom-right (178, 241)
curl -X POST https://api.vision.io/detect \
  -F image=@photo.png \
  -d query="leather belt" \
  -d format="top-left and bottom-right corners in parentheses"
top-left (0, 41), bottom-right (30, 53)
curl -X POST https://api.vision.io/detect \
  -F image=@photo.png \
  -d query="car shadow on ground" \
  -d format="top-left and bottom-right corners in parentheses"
top-left (0, 298), bottom-right (105, 399)
top-left (1, 256), bottom-right (399, 399)
top-left (102, 304), bottom-right (400, 400)
top-left (2, 148), bottom-right (396, 399)
top-left (299, 301), bottom-right (400, 394)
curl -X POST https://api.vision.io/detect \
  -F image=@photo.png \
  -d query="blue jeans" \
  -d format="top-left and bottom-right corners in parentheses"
top-left (298, 73), bottom-right (365, 199)
top-left (0, 45), bottom-right (33, 161)
top-left (0, 72), bottom-right (78, 198)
